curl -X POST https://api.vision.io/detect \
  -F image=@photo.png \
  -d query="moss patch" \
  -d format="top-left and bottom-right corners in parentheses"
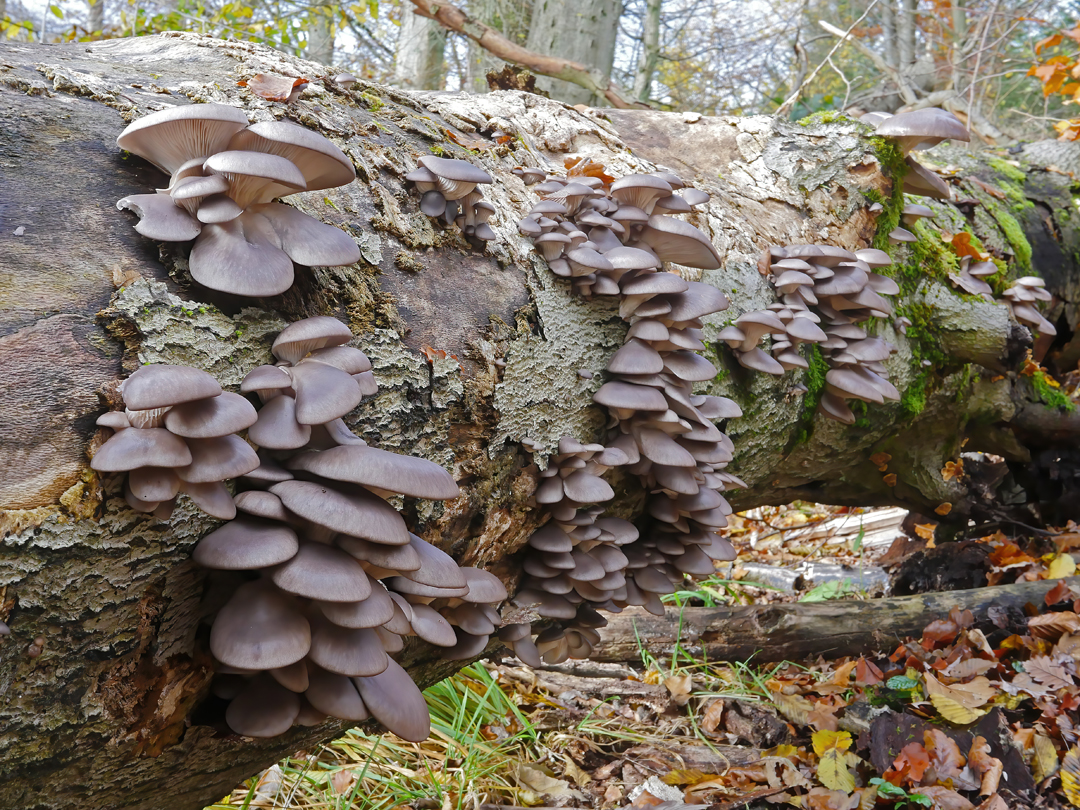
top-left (793, 344), bottom-right (830, 445)
top-left (797, 110), bottom-right (851, 127)
top-left (900, 370), bottom-right (930, 418)
top-left (1030, 368), bottom-right (1076, 411)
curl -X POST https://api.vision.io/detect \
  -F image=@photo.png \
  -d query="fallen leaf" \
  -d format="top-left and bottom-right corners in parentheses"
top-left (330, 769), bottom-right (354, 795)
top-left (974, 797), bottom-right (1008, 810)
top-left (514, 764), bottom-right (584, 799)
top-left (884, 473), bottom-right (898, 487)
top-left (935, 503), bottom-right (953, 516)
top-left (1033, 734), bottom-right (1059, 782)
top-left (968, 736), bottom-right (1002, 795)
top-left (944, 657), bottom-right (996, 679)
top-left (925, 729), bottom-right (966, 783)
top-left (915, 786), bottom-right (975, 810)
top-left (1063, 747), bottom-right (1080, 807)
top-left (813, 730), bottom-right (857, 793)
top-left (922, 619), bottom-right (960, 649)
top-left (561, 754), bottom-right (592, 786)
top-left (1047, 580), bottom-right (1076, 605)
top-left (1026, 655), bottom-right (1073, 690)
top-left (915, 523), bottom-right (937, 541)
top-left (701, 699), bottom-right (725, 733)
top-left (1029, 611), bottom-right (1080, 640)
top-left (804, 786), bottom-right (861, 809)
top-left (854, 657), bottom-right (884, 686)
top-left (892, 742), bottom-right (930, 784)
top-left (243, 72), bottom-right (309, 102)
top-left (664, 673), bottom-right (693, 705)
top-left (1048, 553), bottom-right (1077, 579)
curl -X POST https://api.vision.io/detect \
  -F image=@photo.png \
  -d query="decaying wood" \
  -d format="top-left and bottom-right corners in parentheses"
top-left (0, 31), bottom-right (1073, 810)
top-left (588, 577), bottom-right (1079, 664)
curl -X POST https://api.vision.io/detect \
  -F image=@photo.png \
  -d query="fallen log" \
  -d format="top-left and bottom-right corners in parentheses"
top-left (587, 577), bottom-right (1080, 664)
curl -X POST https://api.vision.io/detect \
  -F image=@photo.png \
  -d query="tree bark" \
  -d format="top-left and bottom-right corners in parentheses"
top-left (395, 8), bottom-right (447, 90)
top-left (524, 0), bottom-right (622, 105)
top-left (588, 577), bottom-right (1080, 664)
top-left (87, 0), bottom-right (104, 34)
top-left (0, 32), bottom-right (1073, 810)
top-left (631, 0), bottom-right (661, 103)
top-left (306, 6), bottom-right (336, 65)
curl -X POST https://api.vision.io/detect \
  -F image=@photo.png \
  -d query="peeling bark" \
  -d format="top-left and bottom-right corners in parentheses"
top-left (0, 33), bottom-right (1073, 810)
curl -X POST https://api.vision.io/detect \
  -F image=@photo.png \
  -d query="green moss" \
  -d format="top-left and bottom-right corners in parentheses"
top-left (867, 137), bottom-right (907, 254)
top-left (900, 371), bottom-right (930, 418)
top-left (1031, 369), bottom-right (1076, 411)
top-left (429, 144), bottom-right (447, 157)
top-left (991, 206), bottom-right (1033, 270)
top-left (793, 344), bottom-right (830, 445)
top-left (796, 110), bottom-right (849, 127)
top-left (359, 91), bottom-right (384, 111)
top-left (987, 157), bottom-right (1026, 185)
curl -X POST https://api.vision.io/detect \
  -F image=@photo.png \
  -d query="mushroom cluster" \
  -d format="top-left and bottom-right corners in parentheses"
top-left (406, 156), bottom-right (496, 241)
top-left (115, 103), bottom-right (361, 297)
top-left (92, 364), bottom-right (259, 519)
top-left (861, 107), bottom-right (970, 202)
top-left (888, 202), bottom-right (935, 244)
top-left (948, 257), bottom-right (1000, 299)
top-left (190, 315), bottom-right (512, 739)
top-left (515, 169), bottom-right (720, 297)
top-left (501, 166), bottom-right (740, 664)
top-left (726, 244), bottom-right (902, 425)
top-left (1003, 276), bottom-right (1056, 336)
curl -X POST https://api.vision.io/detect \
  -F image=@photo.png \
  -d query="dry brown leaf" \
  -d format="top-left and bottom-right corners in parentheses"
top-left (242, 72), bottom-right (309, 102)
top-left (1026, 655), bottom-right (1074, 690)
top-left (925, 729), bottom-right (966, 783)
top-left (968, 737), bottom-right (1003, 795)
top-left (701, 699), bottom-right (725, 733)
top-left (915, 786), bottom-right (975, 810)
top-left (1029, 611), bottom-right (1080, 640)
top-left (944, 657), bottom-right (996, 679)
top-left (973, 796), bottom-right (1008, 810)
top-left (561, 755), bottom-right (592, 786)
top-left (924, 673), bottom-right (996, 709)
top-left (514, 764), bottom-right (584, 800)
top-left (664, 673), bottom-right (693, 705)
top-left (893, 741), bottom-right (930, 784)
top-left (854, 657), bottom-right (884, 686)
top-left (330, 769), bottom-right (354, 795)
top-left (1033, 733), bottom-right (1059, 782)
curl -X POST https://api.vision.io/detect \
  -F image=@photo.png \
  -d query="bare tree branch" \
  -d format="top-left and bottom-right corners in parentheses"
top-left (405, 0), bottom-right (648, 108)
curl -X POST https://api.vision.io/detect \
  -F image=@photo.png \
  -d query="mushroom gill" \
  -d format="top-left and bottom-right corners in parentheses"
top-left (115, 103), bottom-right (360, 298)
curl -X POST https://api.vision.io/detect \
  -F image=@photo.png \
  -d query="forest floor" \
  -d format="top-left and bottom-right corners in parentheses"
top-left (204, 504), bottom-right (1080, 810)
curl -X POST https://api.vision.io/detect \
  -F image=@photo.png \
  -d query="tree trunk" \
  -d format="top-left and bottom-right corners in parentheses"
top-left (87, 0), bottom-right (104, 34)
top-left (395, 8), bottom-right (447, 90)
top-left (880, 0), bottom-right (898, 71)
top-left (306, 6), bottom-right (336, 65)
top-left (587, 577), bottom-right (1079, 664)
top-left (0, 32), bottom-right (1074, 810)
top-left (631, 0), bottom-right (661, 103)
top-left (524, 0), bottom-right (621, 104)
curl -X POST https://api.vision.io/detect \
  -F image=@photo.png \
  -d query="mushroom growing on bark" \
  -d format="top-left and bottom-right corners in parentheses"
top-left (116, 103), bottom-right (360, 298)
top-left (407, 156), bottom-right (495, 241)
top-left (92, 363), bottom-right (259, 519)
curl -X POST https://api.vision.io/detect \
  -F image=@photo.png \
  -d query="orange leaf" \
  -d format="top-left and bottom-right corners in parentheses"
top-left (922, 618), bottom-right (959, 649)
top-left (855, 657), bottom-right (884, 686)
top-left (915, 523), bottom-right (937, 541)
top-left (893, 742), bottom-right (931, 785)
top-left (925, 728), bottom-right (966, 782)
top-left (1036, 32), bottom-right (1063, 53)
top-left (936, 503), bottom-right (953, 516)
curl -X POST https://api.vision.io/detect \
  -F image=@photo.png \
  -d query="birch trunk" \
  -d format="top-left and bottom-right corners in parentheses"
top-left (395, 9), bottom-right (447, 90)
top-left (0, 32), bottom-right (1073, 810)
top-left (631, 0), bottom-right (661, 103)
top-left (524, 0), bottom-right (621, 105)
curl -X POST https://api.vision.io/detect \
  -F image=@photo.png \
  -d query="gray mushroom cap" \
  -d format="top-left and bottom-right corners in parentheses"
top-left (116, 193), bottom-right (202, 242)
top-left (210, 580), bottom-right (311, 670)
top-left (875, 108), bottom-right (970, 154)
top-left (91, 427), bottom-right (192, 472)
top-left (272, 542), bottom-right (372, 602)
top-left (177, 435), bottom-right (260, 483)
top-left (352, 657), bottom-right (431, 742)
top-left (248, 202), bottom-right (361, 267)
top-left (286, 444), bottom-right (459, 500)
top-left (194, 517), bottom-right (300, 569)
top-left (305, 665), bottom-right (370, 721)
top-left (637, 216), bottom-right (722, 269)
top-left (164, 391), bottom-right (258, 438)
top-left (316, 576), bottom-right (395, 628)
top-left (271, 480), bottom-right (409, 544)
top-left (202, 150), bottom-right (307, 208)
top-left (247, 394), bottom-right (311, 450)
top-left (228, 120), bottom-right (355, 192)
top-left (273, 316), bottom-right (354, 364)
top-left (225, 674), bottom-right (301, 737)
top-left (309, 617), bottom-right (389, 677)
top-left (289, 360), bottom-right (364, 425)
top-left (188, 210), bottom-right (295, 297)
top-left (397, 535), bottom-right (468, 588)
top-left (903, 157), bottom-right (951, 200)
top-left (117, 103), bottom-right (250, 177)
top-left (122, 364), bottom-right (223, 410)
top-left (418, 156), bottom-right (492, 201)
top-left (460, 567), bottom-right (508, 604)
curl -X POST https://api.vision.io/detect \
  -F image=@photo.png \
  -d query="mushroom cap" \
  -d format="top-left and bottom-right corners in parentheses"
top-left (875, 108), bottom-right (970, 153)
top-left (418, 155), bottom-right (493, 184)
top-left (337, 534), bottom-right (421, 570)
top-left (122, 364), bottom-right (223, 410)
top-left (854, 248), bottom-right (892, 268)
top-left (202, 150), bottom-right (307, 208)
top-left (248, 202), bottom-right (360, 268)
top-left (737, 347), bottom-right (785, 375)
top-left (397, 535), bottom-right (468, 588)
top-left (225, 674), bottom-right (301, 737)
top-left (289, 360), bottom-right (364, 425)
top-left (316, 575), bottom-right (395, 628)
top-left (460, 567), bottom-right (508, 604)
top-left (210, 580), bottom-right (310, 670)
top-left (409, 603), bottom-right (458, 646)
top-left (273, 316), bottom-right (354, 364)
top-left (309, 618), bottom-right (389, 677)
top-left (189, 210), bottom-right (295, 297)
top-left (442, 627), bottom-right (492, 660)
top-left (117, 103), bottom-right (250, 177)
top-left (116, 193), bottom-right (202, 242)
top-left (609, 174), bottom-right (673, 212)
top-left (637, 428), bottom-right (696, 467)
top-left (664, 350), bottom-right (717, 382)
top-left (903, 157), bottom-right (951, 200)
top-left (607, 338), bottom-right (664, 375)
top-left (637, 216), bottom-right (722, 269)
top-left (352, 657), bottom-right (431, 742)
top-left (197, 194), bottom-right (244, 224)
top-left (305, 666), bottom-right (370, 721)
top-left (177, 435), bottom-right (260, 483)
top-left (527, 523), bottom-right (574, 553)
top-left (272, 542), bottom-right (372, 602)
top-left (91, 427), bottom-right (192, 472)
top-left (194, 517), bottom-right (299, 569)
top-left (888, 227), bottom-right (917, 243)
top-left (664, 281), bottom-right (729, 321)
top-left (621, 271), bottom-right (689, 297)
top-left (127, 466), bottom-right (181, 502)
top-left (247, 394), bottom-right (311, 451)
top-left (234, 489), bottom-right (292, 521)
top-left (164, 391), bottom-right (258, 438)
top-left (286, 444), bottom-right (459, 500)
top-left (228, 120), bottom-right (355, 191)
top-left (241, 364), bottom-right (294, 393)
top-left (271, 480), bottom-right (409, 544)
